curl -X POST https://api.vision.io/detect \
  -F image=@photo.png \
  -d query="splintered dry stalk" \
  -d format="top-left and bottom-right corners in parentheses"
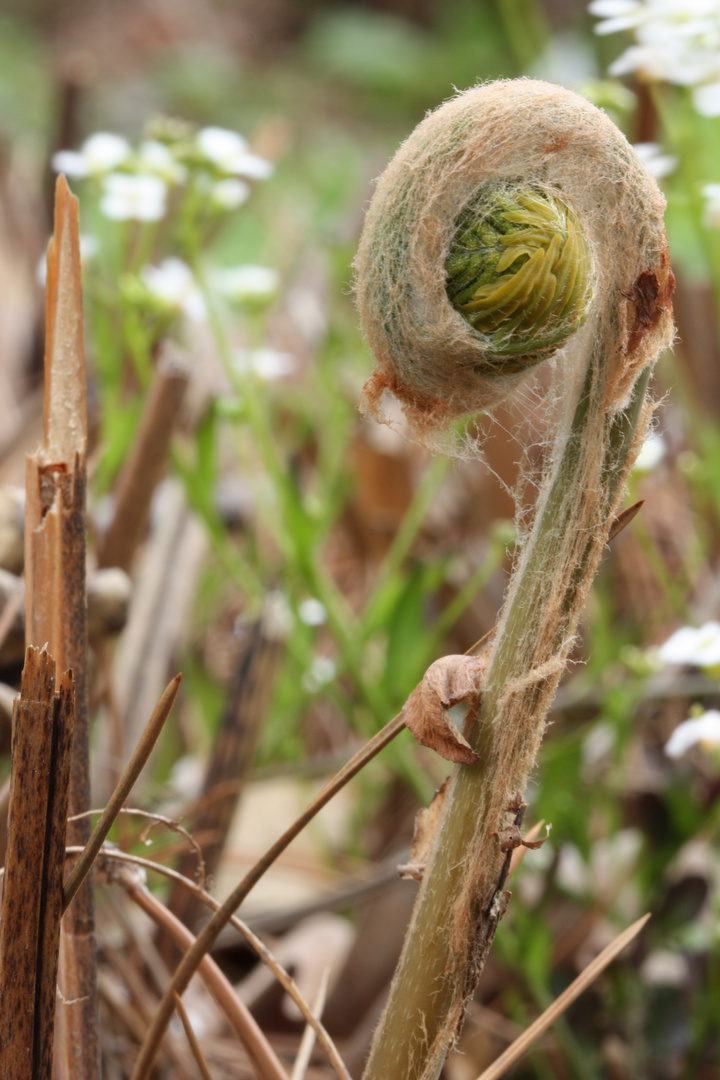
top-left (24, 176), bottom-right (99, 1080)
top-left (96, 341), bottom-right (190, 573)
top-left (0, 646), bottom-right (74, 1080)
top-left (62, 674), bottom-right (181, 912)
top-left (355, 80), bottom-right (674, 1080)
top-left (475, 914), bottom-right (651, 1080)
top-left (111, 863), bottom-right (288, 1080)
top-left (128, 711), bottom-right (405, 1079)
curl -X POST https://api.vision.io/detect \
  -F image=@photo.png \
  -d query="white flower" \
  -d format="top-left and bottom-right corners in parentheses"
top-left (214, 265), bottom-right (279, 303)
top-left (591, 0), bottom-right (720, 109)
top-left (140, 258), bottom-right (206, 321)
top-left (633, 142), bottom-right (677, 178)
top-left (52, 132), bottom-right (131, 178)
top-left (232, 348), bottom-right (296, 380)
top-left (693, 78), bottom-right (720, 113)
top-left (298, 598), bottom-right (327, 627)
top-left (196, 126), bottom-right (274, 179)
top-left (36, 234), bottom-right (98, 286)
top-left (591, 1), bottom-right (720, 38)
top-left (633, 430), bottom-right (667, 471)
top-left (665, 709), bottom-right (720, 758)
top-left (263, 590), bottom-right (294, 640)
top-left (659, 621), bottom-right (720, 667)
top-left (702, 182), bottom-right (720, 226)
top-left (640, 949), bottom-right (690, 986)
top-left (197, 126), bottom-right (247, 160)
top-left (100, 173), bottom-right (167, 222)
top-left (302, 656), bottom-right (336, 692)
top-left (136, 140), bottom-right (187, 184)
top-left (209, 178), bottom-right (250, 210)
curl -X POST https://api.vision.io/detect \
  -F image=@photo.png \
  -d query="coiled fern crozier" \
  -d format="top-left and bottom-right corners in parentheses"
top-left (356, 80), bottom-right (674, 1080)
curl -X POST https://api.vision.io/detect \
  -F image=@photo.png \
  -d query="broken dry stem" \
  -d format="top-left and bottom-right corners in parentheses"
top-left (113, 864), bottom-right (288, 1080)
top-left (0, 647), bottom-right (74, 1080)
top-left (26, 175), bottom-right (99, 1080)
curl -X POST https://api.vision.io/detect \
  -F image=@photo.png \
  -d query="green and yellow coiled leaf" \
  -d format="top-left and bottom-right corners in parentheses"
top-left (445, 183), bottom-right (593, 368)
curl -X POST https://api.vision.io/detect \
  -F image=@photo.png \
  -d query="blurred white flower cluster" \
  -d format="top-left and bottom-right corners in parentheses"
top-left (589, 0), bottom-right (720, 115)
top-left (137, 258), bottom-right (279, 324)
top-left (52, 124), bottom-right (274, 222)
top-left (50, 123), bottom-right (280, 332)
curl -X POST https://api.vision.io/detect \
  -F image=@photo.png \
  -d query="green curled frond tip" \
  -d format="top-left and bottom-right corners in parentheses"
top-left (445, 182), bottom-right (594, 372)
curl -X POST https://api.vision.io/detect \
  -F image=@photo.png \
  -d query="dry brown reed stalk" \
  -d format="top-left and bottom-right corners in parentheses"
top-left (474, 914), bottom-right (651, 1080)
top-left (96, 342), bottom-right (190, 573)
top-left (0, 646), bottom-right (74, 1080)
top-left (290, 968), bottom-right (329, 1080)
top-left (62, 674), bottom-right (181, 912)
top-left (24, 175), bottom-right (99, 1080)
top-left (166, 619), bottom-right (280, 932)
top-left (356, 80), bottom-right (674, 1080)
top-left (110, 862), bottom-right (289, 1080)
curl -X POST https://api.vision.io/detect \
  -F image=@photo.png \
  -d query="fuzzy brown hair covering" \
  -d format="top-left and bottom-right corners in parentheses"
top-left (355, 79), bottom-right (671, 438)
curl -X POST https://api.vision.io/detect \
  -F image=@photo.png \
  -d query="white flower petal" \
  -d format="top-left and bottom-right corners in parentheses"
top-left (588, 0), bottom-right (640, 16)
top-left (693, 79), bottom-right (720, 114)
top-left (209, 178), bottom-right (250, 210)
top-left (298, 598), bottom-right (327, 626)
top-left (665, 710), bottom-right (720, 758)
top-left (228, 152), bottom-right (274, 180)
top-left (633, 142), bottom-right (677, 178)
top-left (81, 133), bottom-right (131, 172)
top-left (302, 656), bottom-right (336, 692)
top-left (633, 430), bottom-right (667, 471)
top-left (232, 348), bottom-right (295, 381)
top-left (659, 621), bottom-right (720, 667)
top-left (197, 126), bottom-right (248, 165)
top-left (140, 258), bottom-right (206, 321)
top-left (137, 140), bottom-right (187, 183)
top-left (100, 173), bottom-right (167, 222)
top-left (51, 150), bottom-right (90, 178)
top-left (215, 265), bottom-right (279, 301)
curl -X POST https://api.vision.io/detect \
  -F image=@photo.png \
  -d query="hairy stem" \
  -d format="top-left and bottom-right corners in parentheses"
top-left (363, 342), bottom-right (654, 1079)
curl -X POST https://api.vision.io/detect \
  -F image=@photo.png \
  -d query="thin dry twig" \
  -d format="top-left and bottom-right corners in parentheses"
top-left (63, 674), bottom-right (181, 913)
top-left (67, 845), bottom-right (352, 1080)
top-left (70, 806), bottom-right (205, 890)
top-left (128, 708), bottom-right (406, 1080)
top-left (475, 914), bottom-right (651, 1080)
top-left (173, 992), bottom-right (218, 1080)
top-left (290, 968), bottom-right (330, 1080)
top-left (110, 862), bottom-right (288, 1080)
